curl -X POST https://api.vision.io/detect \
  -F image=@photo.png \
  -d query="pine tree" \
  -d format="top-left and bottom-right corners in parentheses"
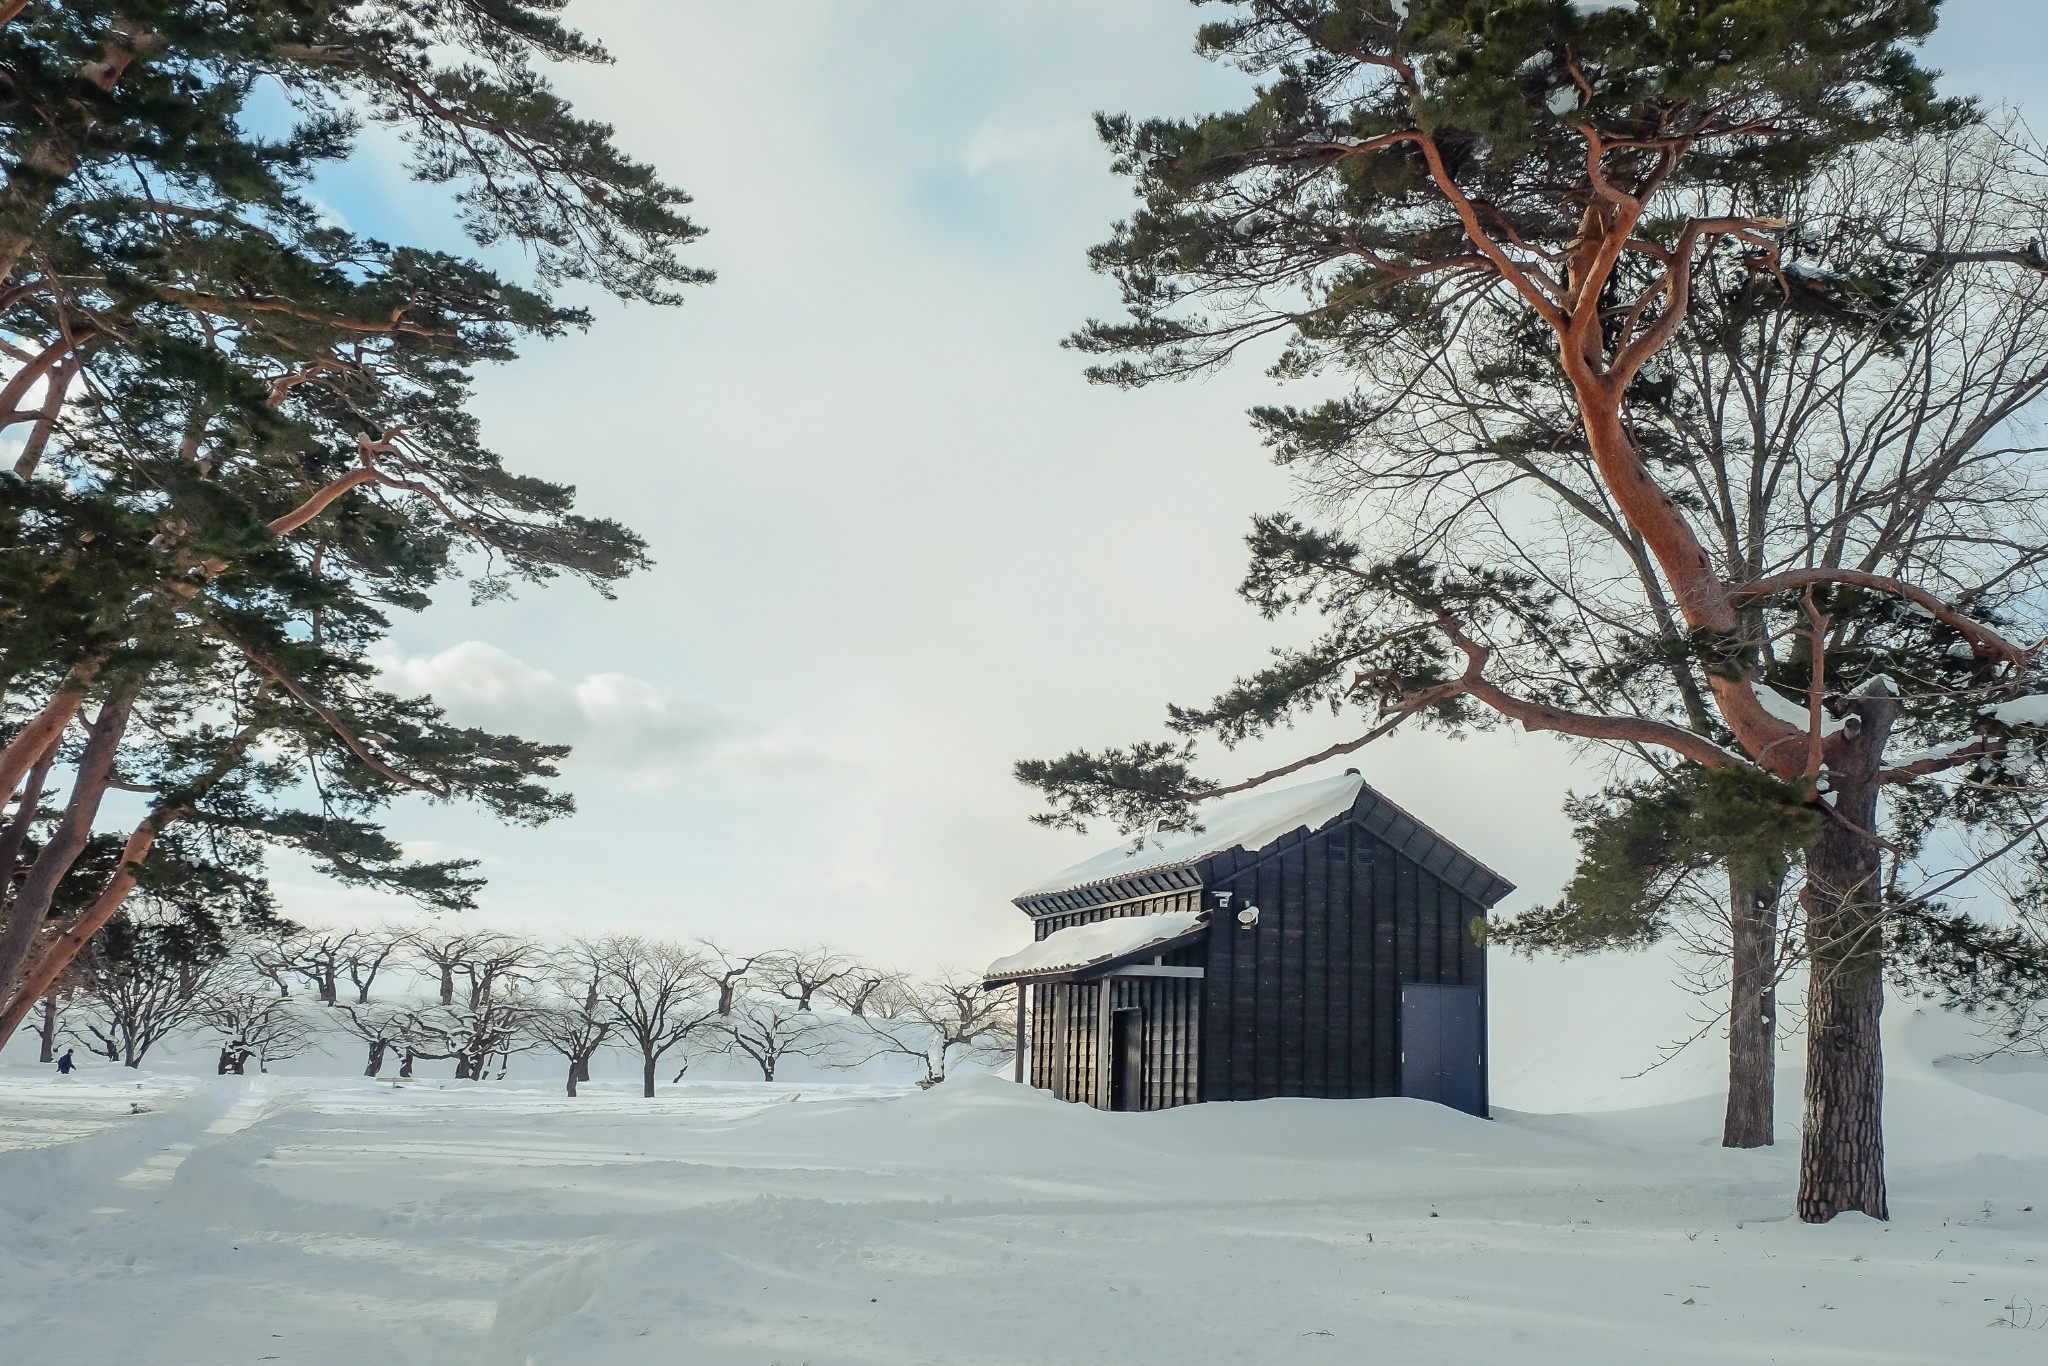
top-left (1439, 122), bottom-right (2048, 1150)
top-left (0, 2), bottom-right (706, 1045)
top-left (1017, 1), bottom-right (2048, 1222)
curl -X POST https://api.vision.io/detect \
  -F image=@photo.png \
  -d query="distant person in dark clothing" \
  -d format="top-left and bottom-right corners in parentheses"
top-left (55, 1049), bottom-right (74, 1075)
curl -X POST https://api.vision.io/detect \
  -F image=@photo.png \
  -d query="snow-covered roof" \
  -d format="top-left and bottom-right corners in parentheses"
top-left (1019, 771), bottom-right (1365, 899)
top-left (985, 909), bottom-right (1207, 984)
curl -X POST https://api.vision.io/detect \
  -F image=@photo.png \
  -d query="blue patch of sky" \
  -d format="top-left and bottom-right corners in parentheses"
top-left (1923, 0), bottom-right (2043, 113)
top-left (238, 73), bottom-right (532, 278)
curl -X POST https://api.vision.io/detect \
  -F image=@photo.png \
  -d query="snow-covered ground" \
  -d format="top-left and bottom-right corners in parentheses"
top-left (3, 1008), bottom-right (2046, 1364)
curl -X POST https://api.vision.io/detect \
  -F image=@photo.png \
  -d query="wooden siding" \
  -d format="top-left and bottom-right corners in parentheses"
top-left (1109, 973), bottom-right (1201, 1110)
top-left (1022, 889), bottom-right (1206, 1110)
top-left (1031, 888), bottom-right (1203, 939)
top-left (1028, 972), bottom-right (1202, 1110)
top-left (1009, 786), bottom-right (1501, 1114)
top-left (1199, 818), bottom-right (1487, 1104)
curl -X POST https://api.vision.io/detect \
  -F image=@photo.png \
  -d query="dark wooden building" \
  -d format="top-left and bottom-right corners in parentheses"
top-left (986, 771), bottom-right (1512, 1115)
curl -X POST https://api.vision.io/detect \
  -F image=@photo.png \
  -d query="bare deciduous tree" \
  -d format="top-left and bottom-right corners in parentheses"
top-left (260, 929), bottom-right (365, 1005)
top-left (819, 964), bottom-right (896, 1018)
top-left (850, 974), bottom-right (1015, 1087)
top-left (196, 983), bottom-right (319, 1074)
top-left (594, 936), bottom-right (721, 1097)
top-left (69, 927), bottom-right (217, 1068)
top-left (340, 928), bottom-right (407, 1005)
top-left (718, 996), bottom-right (842, 1082)
top-left (532, 940), bottom-right (621, 1097)
top-left (408, 989), bottom-right (543, 1081)
top-left (757, 947), bottom-right (858, 1012)
top-left (330, 1001), bottom-right (424, 1078)
top-left (404, 929), bottom-right (543, 1008)
top-left (528, 1002), bottom-right (617, 1098)
top-left (694, 939), bottom-right (760, 1015)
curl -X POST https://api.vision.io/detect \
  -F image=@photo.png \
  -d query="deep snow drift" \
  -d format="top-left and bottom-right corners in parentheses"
top-left (3, 1008), bottom-right (2047, 1365)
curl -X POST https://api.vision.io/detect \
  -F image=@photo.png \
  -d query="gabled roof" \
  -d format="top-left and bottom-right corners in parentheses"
top-left (1020, 772), bottom-right (1365, 899)
top-left (1349, 782), bottom-right (1515, 907)
top-left (1013, 769), bottom-right (1513, 914)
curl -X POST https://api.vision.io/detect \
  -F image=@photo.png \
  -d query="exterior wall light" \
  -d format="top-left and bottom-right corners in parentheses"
top-left (1237, 906), bottom-right (1261, 929)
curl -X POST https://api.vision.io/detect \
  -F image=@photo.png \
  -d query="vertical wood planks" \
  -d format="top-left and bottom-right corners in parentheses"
top-left (1006, 794), bottom-right (1498, 1112)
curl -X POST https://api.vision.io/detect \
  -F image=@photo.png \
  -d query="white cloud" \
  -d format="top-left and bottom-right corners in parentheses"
top-left (306, 2), bottom-right (1706, 989)
top-left (371, 641), bottom-right (793, 784)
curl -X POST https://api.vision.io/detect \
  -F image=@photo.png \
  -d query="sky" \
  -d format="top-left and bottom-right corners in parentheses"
top-left (274, 0), bottom-right (2046, 1088)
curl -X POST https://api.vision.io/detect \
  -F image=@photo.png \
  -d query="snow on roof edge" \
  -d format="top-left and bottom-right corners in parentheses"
top-left (985, 909), bottom-right (1207, 983)
top-left (1017, 771), bottom-right (1365, 900)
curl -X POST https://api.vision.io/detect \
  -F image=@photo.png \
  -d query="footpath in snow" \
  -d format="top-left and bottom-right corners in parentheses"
top-left (2, 1009), bottom-right (2046, 1365)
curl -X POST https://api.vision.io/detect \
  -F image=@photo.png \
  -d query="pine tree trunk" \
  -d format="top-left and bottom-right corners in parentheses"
top-left (0, 688), bottom-right (137, 1005)
top-left (641, 1054), bottom-right (656, 1098)
top-left (1797, 689), bottom-right (1896, 1223)
top-left (0, 740), bottom-right (60, 908)
top-left (1724, 866), bottom-right (1778, 1148)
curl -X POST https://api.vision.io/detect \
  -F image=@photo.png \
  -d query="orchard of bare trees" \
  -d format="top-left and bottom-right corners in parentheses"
top-left (28, 921), bottom-right (1015, 1095)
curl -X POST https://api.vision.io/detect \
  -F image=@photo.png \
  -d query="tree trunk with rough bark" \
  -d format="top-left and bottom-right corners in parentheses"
top-left (641, 1054), bottom-right (656, 1098)
top-left (1724, 866), bottom-right (1780, 1148)
top-left (567, 1059), bottom-right (581, 1098)
top-left (1798, 690), bottom-right (1897, 1222)
top-left (0, 682), bottom-right (89, 810)
top-left (0, 687), bottom-right (137, 1001)
top-left (37, 991), bottom-right (57, 1063)
top-left (363, 1039), bottom-right (386, 1078)
top-left (0, 739), bottom-right (59, 902)
top-left (0, 808), bottom-right (176, 1047)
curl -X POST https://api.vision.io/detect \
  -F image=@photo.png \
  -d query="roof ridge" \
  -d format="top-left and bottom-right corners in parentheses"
top-left (1011, 768), bottom-right (1513, 910)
